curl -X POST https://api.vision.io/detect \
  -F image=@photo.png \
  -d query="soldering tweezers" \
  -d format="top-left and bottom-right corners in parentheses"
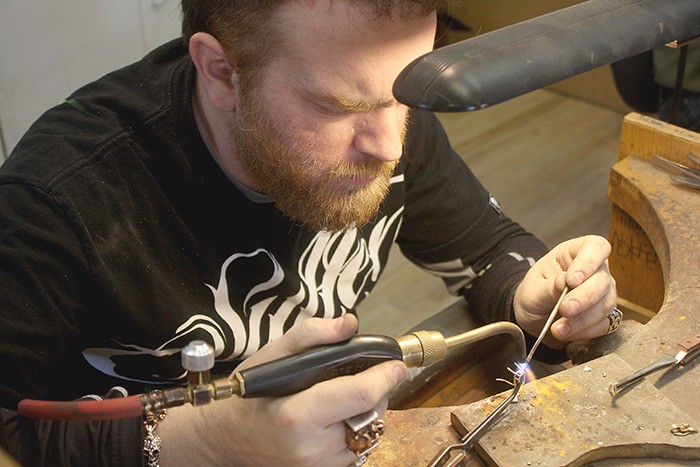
top-left (609, 333), bottom-right (700, 397)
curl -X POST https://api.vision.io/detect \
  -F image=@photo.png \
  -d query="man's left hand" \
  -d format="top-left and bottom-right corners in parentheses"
top-left (513, 235), bottom-right (618, 349)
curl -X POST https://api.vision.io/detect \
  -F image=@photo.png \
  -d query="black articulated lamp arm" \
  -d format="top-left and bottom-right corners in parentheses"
top-left (393, 0), bottom-right (700, 112)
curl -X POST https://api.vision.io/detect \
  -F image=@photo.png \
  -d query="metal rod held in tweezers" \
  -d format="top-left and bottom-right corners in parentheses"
top-left (427, 286), bottom-right (569, 466)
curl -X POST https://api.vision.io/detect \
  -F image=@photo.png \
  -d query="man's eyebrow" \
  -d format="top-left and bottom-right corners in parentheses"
top-left (311, 92), bottom-right (395, 113)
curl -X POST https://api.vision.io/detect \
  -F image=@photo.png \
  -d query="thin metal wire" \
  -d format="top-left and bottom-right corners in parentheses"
top-left (526, 285), bottom-right (569, 363)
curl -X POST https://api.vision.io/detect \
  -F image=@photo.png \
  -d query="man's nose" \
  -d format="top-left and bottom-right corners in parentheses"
top-left (352, 108), bottom-right (406, 162)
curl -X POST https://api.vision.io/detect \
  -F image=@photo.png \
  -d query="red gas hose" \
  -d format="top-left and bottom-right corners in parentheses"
top-left (17, 395), bottom-right (143, 421)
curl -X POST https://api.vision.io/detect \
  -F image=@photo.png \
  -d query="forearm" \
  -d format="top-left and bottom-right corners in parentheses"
top-left (2, 409), bottom-right (142, 466)
top-left (158, 402), bottom-right (263, 466)
top-left (459, 220), bottom-right (548, 325)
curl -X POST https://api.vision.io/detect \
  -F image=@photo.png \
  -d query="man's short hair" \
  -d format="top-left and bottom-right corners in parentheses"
top-left (181, 0), bottom-right (440, 89)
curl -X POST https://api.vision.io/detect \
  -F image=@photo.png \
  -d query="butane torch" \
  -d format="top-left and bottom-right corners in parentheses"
top-left (17, 322), bottom-right (525, 421)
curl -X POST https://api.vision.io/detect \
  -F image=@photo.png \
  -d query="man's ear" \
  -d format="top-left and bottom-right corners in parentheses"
top-left (189, 32), bottom-right (239, 111)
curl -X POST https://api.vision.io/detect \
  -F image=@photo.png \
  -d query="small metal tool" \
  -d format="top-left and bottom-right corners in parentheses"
top-left (652, 155), bottom-right (700, 191)
top-left (427, 366), bottom-right (527, 467)
top-left (427, 286), bottom-right (569, 467)
top-left (671, 175), bottom-right (700, 190)
top-left (609, 333), bottom-right (700, 397)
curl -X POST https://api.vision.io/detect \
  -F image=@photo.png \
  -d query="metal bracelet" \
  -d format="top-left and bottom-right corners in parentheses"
top-left (143, 409), bottom-right (167, 467)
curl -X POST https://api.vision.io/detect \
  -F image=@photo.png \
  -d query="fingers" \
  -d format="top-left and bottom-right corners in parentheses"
top-left (315, 361), bottom-right (404, 464)
top-left (552, 292), bottom-right (616, 341)
top-left (552, 263), bottom-right (617, 342)
top-left (323, 397), bottom-right (390, 467)
top-left (519, 235), bottom-right (616, 344)
top-left (298, 360), bottom-right (407, 426)
top-left (559, 257), bottom-right (614, 316)
top-left (558, 235), bottom-right (611, 288)
top-left (278, 313), bottom-right (359, 354)
top-left (547, 236), bottom-right (615, 340)
top-left (270, 360), bottom-right (405, 466)
top-left (229, 314), bottom-right (396, 466)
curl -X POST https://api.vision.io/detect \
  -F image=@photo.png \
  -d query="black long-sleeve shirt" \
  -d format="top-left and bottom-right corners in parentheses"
top-left (0, 39), bottom-right (547, 465)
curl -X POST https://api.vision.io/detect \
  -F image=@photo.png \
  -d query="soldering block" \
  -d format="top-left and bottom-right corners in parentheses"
top-left (451, 352), bottom-right (700, 466)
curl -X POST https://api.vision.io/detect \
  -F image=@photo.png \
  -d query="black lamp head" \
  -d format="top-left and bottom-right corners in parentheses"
top-left (394, 0), bottom-right (700, 112)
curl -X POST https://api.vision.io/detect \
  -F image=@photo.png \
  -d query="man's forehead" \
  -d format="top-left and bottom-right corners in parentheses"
top-left (268, 1), bottom-right (437, 70)
top-left (279, 0), bottom-right (438, 17)
top-left (272, 0), bottom-right (436, 36)
top-left (262, 0), bottom-right (436, 109)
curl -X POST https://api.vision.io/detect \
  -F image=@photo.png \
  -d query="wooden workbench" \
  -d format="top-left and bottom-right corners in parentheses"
top-left (368, 114), bottom-right (700, 466)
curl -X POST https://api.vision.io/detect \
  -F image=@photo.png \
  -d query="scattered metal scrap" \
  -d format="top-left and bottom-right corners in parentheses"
top-left (671, 423), bottom-right (698, 437)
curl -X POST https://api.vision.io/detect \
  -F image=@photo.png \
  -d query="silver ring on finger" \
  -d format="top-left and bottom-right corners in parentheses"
top-left (345, 410), bottom-right (384, 463)
top-left (606, 307), bottom-right (623, 334)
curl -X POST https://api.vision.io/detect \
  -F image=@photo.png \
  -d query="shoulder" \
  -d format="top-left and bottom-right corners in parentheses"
top-left (403, 110), bottom-right (451, 157)
top-left (399, 109), bottom-right (455, 178)
top-left (0, 39), bottom-right (193, 192)
top-left (406, 109), bottom-right (443, 137)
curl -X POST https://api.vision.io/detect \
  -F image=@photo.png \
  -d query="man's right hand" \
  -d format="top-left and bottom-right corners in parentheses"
top-left (158, 314), bottom-right (408, 466)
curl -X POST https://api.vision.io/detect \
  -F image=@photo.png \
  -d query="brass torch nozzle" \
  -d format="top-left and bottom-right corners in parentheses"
top-left (395, 331), bottom-right (447, 367)
top-left (395, 322), bottom-right (526, 369)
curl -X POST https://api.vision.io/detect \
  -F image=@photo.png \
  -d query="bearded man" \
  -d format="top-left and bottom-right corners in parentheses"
top-left (0, 1), bottom-right (616, 465)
